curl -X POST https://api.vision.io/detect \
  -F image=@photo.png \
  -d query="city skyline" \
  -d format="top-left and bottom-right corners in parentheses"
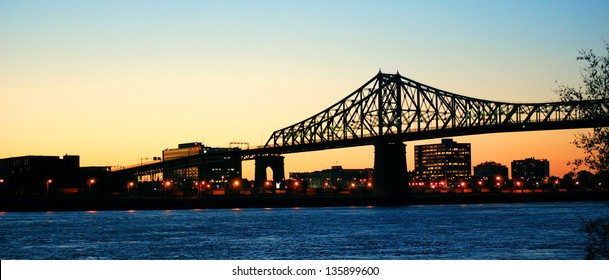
top-left (2, 0), bottom-right (609, 179)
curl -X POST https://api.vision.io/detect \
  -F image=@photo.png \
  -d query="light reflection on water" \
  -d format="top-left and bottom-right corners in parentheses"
top-left (0, 201), bottom-right (608, 260)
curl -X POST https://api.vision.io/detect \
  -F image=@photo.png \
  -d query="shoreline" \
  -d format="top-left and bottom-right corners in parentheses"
top-left (1, 192), bottom-right (608, 212)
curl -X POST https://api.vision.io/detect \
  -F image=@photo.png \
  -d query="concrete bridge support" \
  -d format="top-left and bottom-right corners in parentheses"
top-left (254, 155), bottom-right (285, 194)
top-left (373, 142), bottom-right (408, 199)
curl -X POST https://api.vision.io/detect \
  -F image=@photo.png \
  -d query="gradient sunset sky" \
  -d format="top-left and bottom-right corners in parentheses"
top-left (2, 0), bottom-right (609, 179)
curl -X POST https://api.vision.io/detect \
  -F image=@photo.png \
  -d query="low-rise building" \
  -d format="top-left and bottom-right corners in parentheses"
top-left (290, 165), bottom-right (373, 192)
top-left (511, 157), bottom-right (549, 183)
top-left (0, 155), bottom-right (80, 196)
top-left (474, 161), bottom-right (509, 180)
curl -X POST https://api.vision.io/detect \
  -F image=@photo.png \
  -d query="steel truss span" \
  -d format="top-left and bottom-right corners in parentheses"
top-left (264, 72), bottom-right (609, 154)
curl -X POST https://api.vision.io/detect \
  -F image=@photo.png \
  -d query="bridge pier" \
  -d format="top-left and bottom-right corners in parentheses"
top-left (254, 155), bottom-right (285, 194)
top-left (373, 142), bottom-right (408, 200)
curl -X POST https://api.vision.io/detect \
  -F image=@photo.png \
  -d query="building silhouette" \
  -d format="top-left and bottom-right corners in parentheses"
top-left (0, 155), bottom-right (98, 196)
top-left (290, 165), bottom-right (373, 193)
top-left (474, 161), bottom-right (509, 181)
top-left (511, 157), bottom-right (549, 183)
top-left (414, 139), bottom-right (471, 184)
top-left (161, 142), bottom-right (242, 192)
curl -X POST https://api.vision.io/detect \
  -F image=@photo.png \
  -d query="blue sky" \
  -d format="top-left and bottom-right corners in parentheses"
top-left (1, 0), bottom-right (608, 178)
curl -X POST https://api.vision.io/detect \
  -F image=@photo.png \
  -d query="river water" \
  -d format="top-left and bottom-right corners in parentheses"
top-left (1, 201), bottom-right (608, 259)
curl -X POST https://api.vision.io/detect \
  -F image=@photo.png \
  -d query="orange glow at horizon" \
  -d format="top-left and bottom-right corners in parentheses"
top-left (2, 1), bottom-right (606, 182)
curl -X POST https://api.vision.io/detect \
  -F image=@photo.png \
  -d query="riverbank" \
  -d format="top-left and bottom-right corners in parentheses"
top-left (1, 191), bottom-right (608, 212)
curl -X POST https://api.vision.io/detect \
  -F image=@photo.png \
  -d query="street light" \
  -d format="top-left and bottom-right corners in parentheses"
top-left (233, 179), bottom-right (241, 195)
top-left (164, 180), bottom-right (172, 197)
top-left (200, 180), bottom-right (207, 196)
top-left (127, 182), bottom-right (134, 196)
top-left (495, 176), bottom-right (503, 188)
top-left (46, 179), bottom-right (52, 197)
top-left (88, 179), bottom-right (95, 195)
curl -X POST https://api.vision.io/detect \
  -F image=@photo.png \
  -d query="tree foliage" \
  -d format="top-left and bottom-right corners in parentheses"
top-left (555, 42), bottom-right (609, 172)
top-left (581, 217), bottom-right (609, 259)
top-left (557, 42), bottom-right (609, 260)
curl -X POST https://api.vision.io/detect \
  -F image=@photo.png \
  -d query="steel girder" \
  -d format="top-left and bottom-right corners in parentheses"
top-left (264, 72), bottom-right (609, 153)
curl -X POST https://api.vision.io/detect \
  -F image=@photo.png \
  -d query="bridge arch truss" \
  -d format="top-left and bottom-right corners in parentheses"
top-left (265, 72), bottom-right (609, 153)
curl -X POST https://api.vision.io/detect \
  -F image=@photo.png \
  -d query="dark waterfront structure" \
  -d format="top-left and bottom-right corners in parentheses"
top-left (414, 139), bottom-right (471, 185)
top-left (161, 142), bottom-right (242, 189)
top-left (472, 161), bottom-right (510, 190)
top-left (290, 165), bottom-right (373, 193)
top-left (474, 161), bottom-right (509, 180)
top-left (125, 142), bottom-right (244, 196)
top-left (512, 157), bottom-right (550, 184)
top-left (0, 155), bottom-right (128, 196)
top-left (0, 155), bottom-right (80, 196)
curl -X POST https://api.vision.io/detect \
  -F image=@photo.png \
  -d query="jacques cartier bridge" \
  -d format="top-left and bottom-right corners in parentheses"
top-left (117, 71), bottom-right (609, 198)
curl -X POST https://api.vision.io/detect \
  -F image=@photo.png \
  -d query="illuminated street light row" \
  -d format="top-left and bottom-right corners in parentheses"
top-left (37, 178), bottom-right (97, 197)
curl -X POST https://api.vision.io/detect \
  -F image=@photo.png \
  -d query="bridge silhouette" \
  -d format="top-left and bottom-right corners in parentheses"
top-left (118, 71), bottom-right (609, 198)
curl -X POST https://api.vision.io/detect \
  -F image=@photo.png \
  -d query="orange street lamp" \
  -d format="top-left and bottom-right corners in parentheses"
top-left (232, 179), bottom-right (241, 196)
top-left (88, 179), bottom-right (95, 195)
top-left (164, 180), bottom-right (172, 197)
top-left (46, 179), bottom-right (53, 197)
top-left (127, 182), bottom-right (135, 196)
top-left (200, 180), bottom-right (208, 195)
